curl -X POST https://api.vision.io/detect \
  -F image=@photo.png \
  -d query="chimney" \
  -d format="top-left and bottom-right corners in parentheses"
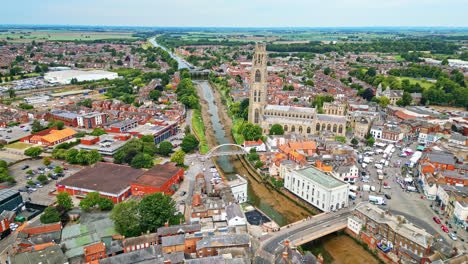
top-left (165, 222), bottom-right (169, 228)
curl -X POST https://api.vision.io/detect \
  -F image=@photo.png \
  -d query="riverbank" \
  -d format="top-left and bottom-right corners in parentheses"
top-left (206, 81), bottom-right (315, 224)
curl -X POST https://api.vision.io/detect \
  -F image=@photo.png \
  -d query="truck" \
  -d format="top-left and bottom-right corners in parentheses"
top-left (363, 184), bottom-right (370, 192)
top-left (369, 195), bottom-right (386, 205)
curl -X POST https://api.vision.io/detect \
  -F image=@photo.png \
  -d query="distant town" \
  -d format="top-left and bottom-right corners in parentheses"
top-left (0, 26), bottom-right (467, 264)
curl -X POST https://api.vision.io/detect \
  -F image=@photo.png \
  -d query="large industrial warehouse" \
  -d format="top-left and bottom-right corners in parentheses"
top-left (44, 70), bottom-right (118, 84)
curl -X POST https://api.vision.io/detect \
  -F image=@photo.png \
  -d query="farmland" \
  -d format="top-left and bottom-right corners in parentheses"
top-left (0, 30), bottom-right (138, 42)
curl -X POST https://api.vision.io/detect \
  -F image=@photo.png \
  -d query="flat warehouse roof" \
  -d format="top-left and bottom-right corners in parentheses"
top-left (58, 162), bottom-right (145, 194)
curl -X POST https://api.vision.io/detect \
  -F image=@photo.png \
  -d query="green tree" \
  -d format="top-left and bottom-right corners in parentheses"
top-left (37, 174), bottom-right (48, 184)
top-left (254, 161), bottom-right (265, 169)
top-left (110, 201), bottom-right (141, 237)
top-left (76, 149), bottom-right (88, 165)
top-left (40, 207), bottom-right (61, 224)
top-left (131, 153), bottom-right (154, 169)
top-left (396, 92), bottom-right (413, 106)
top-left (181, 134), bottom-right (199, 153)
top-left (31, 120), bottom-right (44, 133)
top-left (26, 169), bottom-right (33, 175)
top-left (54, 166), bottom-right (63, 173)
top-left (140, 135), bottom-right (154, 143)
top-left (27, 180), bottom-right (35, 186)
top-left (170, 150), bottom-right (185, 166)
top-left (87, 149), bottom-right (102, 165)
top-left (149, 90), bottom-right (162, 101)
top-left (378, 96), bottom-right (390, 107)
top-left (79, 192), bottom-right (101, 211)
top-left (8, 89), bottom-right (15, 98)
top-left (56, 120), bottom-right (64, 130)
top-left (139, 193), bottom-right (176, 233)
top-left (90, 128), bottom-right (107, 136)
top-left (157, 141), bottom-right (174, 156)
top-left (441, 58), bottom-right (449, 66)
top-left (241, 123), bottom-right (263, 141)
top-left (56, 192), bottom-right (73, 211)
top-left (65, 149), bottom-right (78, 164)
top-left (351, 138), bottom-right (359, 147)
top-left (269, 124), bottom-right (284, 135)
top-left (52, 149), bottom-right (67, 160)
top-left (42, 157), bottom-right (51, 166)
top-left (248, 152), bottom-right (259, 161)
top-left (24, 147), bottom-right (42, 158)
top-left (367, 137), bottom-right (375, 146)
top-left (98, 197), bottom-right (114, 211)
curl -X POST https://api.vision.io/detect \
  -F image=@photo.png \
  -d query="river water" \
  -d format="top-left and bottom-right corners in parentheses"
top-left (149, 38), bottom-right (191, 69)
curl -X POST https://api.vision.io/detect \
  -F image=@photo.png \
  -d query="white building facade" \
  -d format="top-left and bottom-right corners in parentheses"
top-left (226, 177), bottom-right (248, 204)
top-left (282, 166), bottom-right (349, 212)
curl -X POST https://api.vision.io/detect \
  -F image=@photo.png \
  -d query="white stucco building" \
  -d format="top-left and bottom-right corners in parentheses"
top-left (226, 177), bottom-right (248, 204)
top-left (370, 126), bottom-right (383, 140)
top-left (347, 215), bottom-right (363, 235)
top-left (226, 204), bottom-right (246, 226)
top-left (282, 166), bottom-right (349, 212)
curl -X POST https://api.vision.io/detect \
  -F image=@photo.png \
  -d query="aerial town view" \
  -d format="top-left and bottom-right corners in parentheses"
top-left (0, 1), bottom-right (467, 264)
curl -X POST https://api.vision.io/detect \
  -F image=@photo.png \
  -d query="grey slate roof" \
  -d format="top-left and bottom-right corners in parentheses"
top-left (196, 234), bottom-right (250, 249)
top-left (161, 234), bottom-right (185, 247)
top-left (157, 222), bottom-right (201, 236)
top-left (225, 204), bottom-right (245, 221)
top-left (99, 245), bottom-right (164, 264)
top-left (424, 152), bottom-right (455, 165)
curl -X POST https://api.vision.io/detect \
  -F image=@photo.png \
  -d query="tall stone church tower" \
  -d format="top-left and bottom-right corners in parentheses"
top-left (248, 43), bottom-right (267, 125)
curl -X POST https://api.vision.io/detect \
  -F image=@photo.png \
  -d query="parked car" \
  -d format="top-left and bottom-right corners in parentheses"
top-left (49, 175), bottom-right (58, 180)
top-left (25, 186), bottom-right (37, 192)
top-left (441, 225), bottom-right (449, 233)
top-left (34, 182), bottom-right (43, 188)
top-left (181, 191), bottom-right (186, 196)
top-left (63, 167), bottom-right (69, 170)
top-left (25, 175), bottom-right (32, 180)
top-left (448, 233), bottom-right (457, 240)
top-left (433, 217), bottom-right (441, 224)
top-left (18, 188), bottom-right (27, 192)
top-left (26, 208), bottom-right (35, 212)
top-left (384, 194), bottom-right (392, 199)
top-left (22, 165), bottom-right (29, 170)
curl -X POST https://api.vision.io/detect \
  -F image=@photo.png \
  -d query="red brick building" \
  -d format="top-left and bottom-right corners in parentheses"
top-left (57, 162), bottom-right (183, 204)
top-left (130, 164), bottom-right (184, 196)
top-left (84, 242), bottom-right (107, 262)
top-left (20, 127), bottom-right (77, 146)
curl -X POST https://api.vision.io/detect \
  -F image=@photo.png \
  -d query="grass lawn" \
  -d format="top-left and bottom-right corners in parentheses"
top-left (397, 77), bottom-right (434, 89)
top-left (5, 142), bottom-right (32, 150)
top-left (232, 118), bottom-right (245, 145)
top-left (192, 109), bottom-right (209, 153)
top-left (392, 55), bottom-right (405, 61)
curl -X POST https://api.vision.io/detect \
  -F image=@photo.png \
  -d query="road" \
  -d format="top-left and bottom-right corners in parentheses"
top-left (254, 210), bottom-right (351, 263)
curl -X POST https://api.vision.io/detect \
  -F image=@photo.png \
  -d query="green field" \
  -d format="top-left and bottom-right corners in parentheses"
top-left (0, 30), bottom-right (138, 42)
top-left (397, 77), bottom-right (434, 89)
top-left (5, 142), bottom-right (32, 150)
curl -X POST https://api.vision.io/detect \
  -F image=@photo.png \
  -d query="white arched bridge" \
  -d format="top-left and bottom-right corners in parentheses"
top-left (186, 143), bottom-right (251, 160)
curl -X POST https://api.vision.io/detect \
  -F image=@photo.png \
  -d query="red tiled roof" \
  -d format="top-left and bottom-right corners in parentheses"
top-left (84, 242), bottom-right (106, 256)
top-left (22, 223), bottom-right (61, 235)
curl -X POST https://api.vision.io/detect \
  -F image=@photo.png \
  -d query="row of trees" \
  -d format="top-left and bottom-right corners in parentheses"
top-left (0, 160), bottom-right (15, 184)
top-left (176, 77), bottom-right (200, 109)
top-left (51, 148), bottom-right (102, 165)
top-left (31, 119), bottom-right (64, 133)
top-left (266, 40), bottom-right (459, 54)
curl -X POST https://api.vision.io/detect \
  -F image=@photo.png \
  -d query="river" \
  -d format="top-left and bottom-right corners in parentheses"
top-left (149, 37), bottom-right (192, 69)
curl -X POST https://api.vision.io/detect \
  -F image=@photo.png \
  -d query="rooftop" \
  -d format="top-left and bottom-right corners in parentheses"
top-left (294, 166), bottom-right (347, 189)
top-left (58, 162), bottom-right (144, 195)
top-left (133, 163), bottom-right (182, 188)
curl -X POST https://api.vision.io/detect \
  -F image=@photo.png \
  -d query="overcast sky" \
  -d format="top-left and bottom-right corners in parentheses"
top-left (2, 0), bottom-right (467, 27)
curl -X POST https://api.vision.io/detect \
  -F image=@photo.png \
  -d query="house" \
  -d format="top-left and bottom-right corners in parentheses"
top-left (122, 232), bottom-right (159, 253)
top-left (84, 242), bottom-right (107, 262)
top-left (196, 234), bottom-right (250, 258)
top-left (8, 245), bottom-right (67, 264)
top-left (333, 162), bottom-right (359, 183)
top-left (420, 151), bottom-right (456, 174)
top-left (226, 204), bottom-right (246, 226)
top-left (161, 235), bottom-right (185, 254)
top-left (243, 139), bottom-right (266, 152)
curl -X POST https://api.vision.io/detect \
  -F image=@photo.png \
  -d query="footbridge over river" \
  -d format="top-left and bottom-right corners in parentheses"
top-left (186, 143), bottom-right (274, 160)
top-left (255, 210), bottom-right (351, 263)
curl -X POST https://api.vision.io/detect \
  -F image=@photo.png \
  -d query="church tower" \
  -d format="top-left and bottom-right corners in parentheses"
top-left (248, 43), bottom-right (267, 125)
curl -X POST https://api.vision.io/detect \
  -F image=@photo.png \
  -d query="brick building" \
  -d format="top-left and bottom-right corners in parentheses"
top-left (84, 242), bottom-right (107, 262)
